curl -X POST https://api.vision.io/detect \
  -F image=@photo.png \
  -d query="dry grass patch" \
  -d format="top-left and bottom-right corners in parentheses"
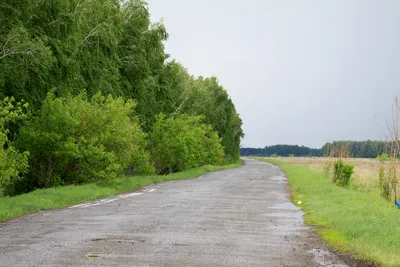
top-left (263, 157), bottom-right (400, 189)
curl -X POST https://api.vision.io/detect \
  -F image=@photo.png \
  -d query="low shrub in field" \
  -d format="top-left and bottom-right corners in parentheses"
top-left (378, 164), bottom-right (399, 202)
top-left (376, 153), bottom-right (391, 162)
top-left (332, 159), bottom-right (354, 187)
top-left (148, 114), bottom-right (224, 174)
top-left (0, 97), bottom-right (29, 189)
top-left (8, 92), bottom-right (153, 195)
top-left (379, 166), bottom-right (390, 200)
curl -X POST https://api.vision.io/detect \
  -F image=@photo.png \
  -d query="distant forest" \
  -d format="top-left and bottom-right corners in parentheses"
top-left (241, 140), bottom-right (388, 158)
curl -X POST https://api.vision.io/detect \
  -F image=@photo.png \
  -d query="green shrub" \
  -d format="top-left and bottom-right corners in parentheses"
top-left (376, 153), bottom-right (391, 162)
top-left (388, 164), bottom-right (398, 200)
top-left (378, 164), bottom-right (398, 201)
top-left (0, 97), bottom-right (29, 189)
top-left (12, 92), bottom-right (153, 194)
top-left (332, 159), bottom-right (354, 187)
top-left (379, 166), bottom-right (390, 200)
top-left (148, 114), bottom-right (224, 174)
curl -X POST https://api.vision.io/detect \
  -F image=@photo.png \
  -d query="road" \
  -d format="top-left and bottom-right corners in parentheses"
top-left (0, 159), bottom-right (349, 267)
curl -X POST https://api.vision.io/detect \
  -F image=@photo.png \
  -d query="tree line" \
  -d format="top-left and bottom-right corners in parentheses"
top-left (241, 140), bottom-right (388, 158)
top-left (0, 0), bottom-right (243, 195)
top-left (241, 145), bottom-right (322, 157)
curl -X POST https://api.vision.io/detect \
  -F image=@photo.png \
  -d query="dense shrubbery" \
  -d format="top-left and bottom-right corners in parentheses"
top-left (0, 0), bottom-right (243, 195)
top-left (149, 114), bottom-right (224, 173)
top-left (0, 98), bottom-right (29, 188)
top-left (6, 93), bottom-right (153, 194)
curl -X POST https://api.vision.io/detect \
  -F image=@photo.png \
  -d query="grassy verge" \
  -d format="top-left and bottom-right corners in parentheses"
top-left (0, 160), bottom-right (243, 223)
top-left (258, 158), bottom-right (400, 267)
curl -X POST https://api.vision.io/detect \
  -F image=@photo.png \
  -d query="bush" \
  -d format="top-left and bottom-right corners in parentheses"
top-left (377, 153), bottom-right (391, 162)
top-left (12, 92), bottom-right (153, 194)
top-left (0, 97), bottom-right (29, 189)
top-left (148, 114), bottom-right (224, 174)
top-left (378, 164), bottom-right (398, 201)
top-left (332, 159), bottom-right (354, 187)
top-left (379, 166), bottom-right (390, 200)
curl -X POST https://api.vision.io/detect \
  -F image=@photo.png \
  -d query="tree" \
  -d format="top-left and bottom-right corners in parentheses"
top-left (15, 92), bottom-right (152, 193)
top-left (0, 97), bottom-right (29, 188)
top-left (148, 114), bottom-right (224, 174)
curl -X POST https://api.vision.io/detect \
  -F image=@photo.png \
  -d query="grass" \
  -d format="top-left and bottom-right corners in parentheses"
top-left (267, 156), bottom-right (400, 189)
top-left (257, 158), bottom-right (400, 267)
top-left (0, 160), bottom-right (243, 223)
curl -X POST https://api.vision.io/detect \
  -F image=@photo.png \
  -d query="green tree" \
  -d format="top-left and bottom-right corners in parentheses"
top-left (0, 97), bottom-right (29, 188)
top-left (149, 114), bottom-right (224, 174)
top-left (15, 92), bottom-right (152, 193)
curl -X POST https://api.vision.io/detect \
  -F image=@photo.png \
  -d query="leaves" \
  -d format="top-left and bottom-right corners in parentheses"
top-left (149, 114), bottom-right (224, 174)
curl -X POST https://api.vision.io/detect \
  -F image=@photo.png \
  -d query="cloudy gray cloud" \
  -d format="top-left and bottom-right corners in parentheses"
top-left (145, 0), bottom-right (400, 148)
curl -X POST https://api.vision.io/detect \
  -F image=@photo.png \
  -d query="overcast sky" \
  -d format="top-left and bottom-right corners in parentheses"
top-left (145, 0), bottom-right (400, 148)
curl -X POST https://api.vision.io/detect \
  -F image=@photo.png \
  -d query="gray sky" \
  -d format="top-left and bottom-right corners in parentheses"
top-left (145, 0), bottom-right (400, 148)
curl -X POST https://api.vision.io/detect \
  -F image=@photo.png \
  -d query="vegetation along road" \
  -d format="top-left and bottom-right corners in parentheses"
top-left (0, 159), bottom-right (353, 267)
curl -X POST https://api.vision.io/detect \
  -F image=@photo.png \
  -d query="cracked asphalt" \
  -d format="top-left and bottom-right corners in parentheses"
top-left (0, 159), bottom-right (349, 266)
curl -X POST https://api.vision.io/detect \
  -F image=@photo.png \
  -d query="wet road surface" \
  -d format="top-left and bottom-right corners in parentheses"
top-left (0, 159), bottom-right (348, 266)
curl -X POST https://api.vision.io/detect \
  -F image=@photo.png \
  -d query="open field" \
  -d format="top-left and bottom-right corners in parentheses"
top-left (259, 158), bottom-right (400, 267)
top-left (0, 161), bottom-right (243, 223)
top-left (262, 157), bottom-right (400, 189)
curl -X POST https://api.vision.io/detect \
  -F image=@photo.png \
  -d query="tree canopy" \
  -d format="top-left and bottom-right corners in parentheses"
top-left (0, 0), bottom-right (243, 195)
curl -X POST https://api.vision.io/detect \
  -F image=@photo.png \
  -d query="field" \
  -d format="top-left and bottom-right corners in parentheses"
top-left (257, 157), bottom-right (400, 267)
top-left (268, 156), bottom-right (398, 189)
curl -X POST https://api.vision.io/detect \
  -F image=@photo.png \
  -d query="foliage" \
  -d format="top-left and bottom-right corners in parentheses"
top-left (321, 140), bottom-right (387, 158)
top-left (241, 145), bottom-right (322, 157)
top-left (377, 153), bottom-right (391, 162)
top-left (0, 97), bottom-right (29, 188)
top-left (10, 92), bottom-right (152, 194)
top-left (378, 164), bottom-right (399, 202)
top-left (379, 166), bottom-right (390, 200)
top-left (332, 159), bottom-right (354, 187)
top-left (148, 114), bottom-right (224, 174)
top-left (0, 0), bottom-right (243, 194)
top-left (242, 140), bottom-right (390, 158)
top-left (388, 165), bottom-right (398, 199)
top-left (0, 160), bottom-right (243, 223)
top-left (179, 77), bottom-right (243, 161)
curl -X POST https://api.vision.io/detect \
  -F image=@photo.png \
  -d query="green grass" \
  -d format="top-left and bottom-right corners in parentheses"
top-left (258, 158), bottom-right (400, 267)
top-left (0, 160), bottom-right (243, 223)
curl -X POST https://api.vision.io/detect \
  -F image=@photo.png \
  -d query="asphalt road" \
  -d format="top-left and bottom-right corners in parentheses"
top-left (0, 159), bottom-right (348, 267)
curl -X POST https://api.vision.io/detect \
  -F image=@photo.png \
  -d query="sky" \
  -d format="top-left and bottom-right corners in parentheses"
top-left (145, 0), bottom-right (400, 148)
